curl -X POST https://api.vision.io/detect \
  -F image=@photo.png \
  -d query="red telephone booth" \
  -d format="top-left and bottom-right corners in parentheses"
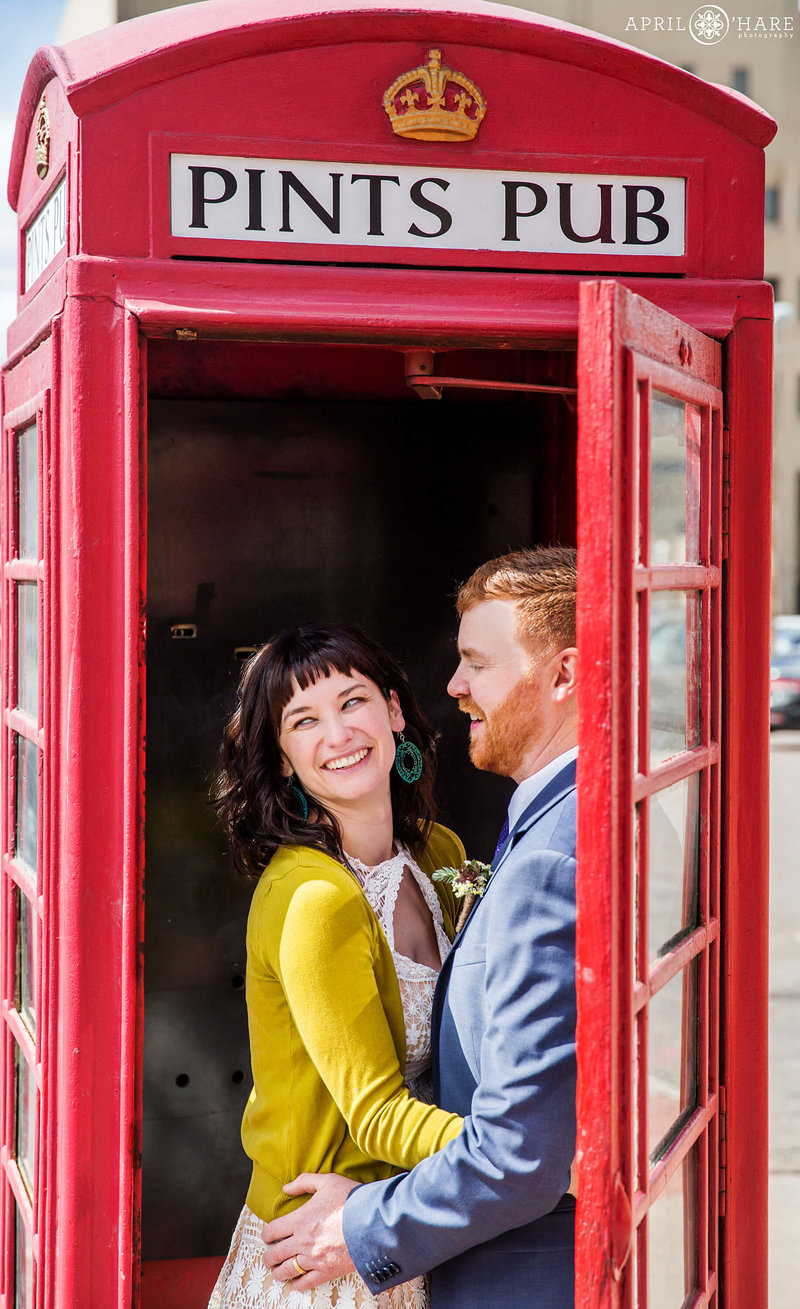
top-left (3, 2), bottom-right (774, 1306)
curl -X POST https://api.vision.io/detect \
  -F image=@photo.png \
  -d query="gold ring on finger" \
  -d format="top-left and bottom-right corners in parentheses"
top-left (292, 1256), bottom-right (308, 1277)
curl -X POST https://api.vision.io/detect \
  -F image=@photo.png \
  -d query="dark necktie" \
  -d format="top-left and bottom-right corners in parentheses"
top-left (493, 815), bottom-right (510, 861)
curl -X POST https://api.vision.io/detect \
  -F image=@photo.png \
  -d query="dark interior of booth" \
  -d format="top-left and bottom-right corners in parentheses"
top-left (140, 338), bottom-right (578, 1292)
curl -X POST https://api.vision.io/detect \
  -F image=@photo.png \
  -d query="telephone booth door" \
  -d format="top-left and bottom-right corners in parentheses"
top-left (575, 280), bottom-right (769, 1308)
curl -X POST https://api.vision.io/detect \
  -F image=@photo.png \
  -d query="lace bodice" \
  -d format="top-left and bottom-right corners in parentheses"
top-left (346, 848), bottom-right (451, 1095)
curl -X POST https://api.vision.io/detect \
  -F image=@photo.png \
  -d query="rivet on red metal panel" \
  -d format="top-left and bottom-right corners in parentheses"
top-left (404, 349), bottom-right (442, 400)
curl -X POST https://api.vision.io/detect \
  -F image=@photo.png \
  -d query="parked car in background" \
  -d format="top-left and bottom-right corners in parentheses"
top-left (770, 653), bottom-right (800, 730)
top-left (773, 614), bottom-right (800, 658)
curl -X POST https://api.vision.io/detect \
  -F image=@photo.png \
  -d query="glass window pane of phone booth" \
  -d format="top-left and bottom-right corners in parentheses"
top-left (647, 959), bottom-right (698, 1160)
top-left (649, 591), bottom-right (702, 767)
top-left (15, 1043), bottom-right (36, 1197)
top-left (647, 1141), bottom-right (700, 1309)
top-left (649, 393), bottom-right (702, 566)
top-left (16, 888), bottom-right (36, 1036)
top-left (17, 424), bottom-right (37, 562)
top-left (17, 582), bottom-right (38, 722)
top-left (15, 735), bottom-right (38, 875)
top-left (141, 339), bottom-right (578, 1259)
top-left (648, 774), bottom-right (700, 962)
top-left (15, 1205), bottom-right (34, 1309)
top-left (4, 415), bottom-right (44, 1308)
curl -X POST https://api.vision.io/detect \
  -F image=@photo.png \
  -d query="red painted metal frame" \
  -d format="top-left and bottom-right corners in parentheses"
top-left (575, 281), bottom-right (734, 1308)
top-left (7, 1), bottom-right (775, 287)
top-left (131, 321), bottom-right (148, 1309)
top-left (1, 6), bottom-right (775, 1305)
top-left (0, 364), bottom-right (53, 1309)
top-left (7, 0), bottom-right (774, 156)
top-left (717, 316), bottom-right (772, 1309)
top-left (630, 344), bottom-right (722, 1309)
top-left (7, 258), bottom-right (773, 368)
top-left (0, 258), bottom-right (772, 1309)
top-left (48, 295), bottom-right (144, 1309)
top-left (0, 304), bottom-right (145, 1309)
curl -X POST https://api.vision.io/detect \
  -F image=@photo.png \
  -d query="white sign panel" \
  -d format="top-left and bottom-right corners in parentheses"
top-left (170, 154), bottom-right (686, 257)
top-left (24, 177), bottom-right (67, 291)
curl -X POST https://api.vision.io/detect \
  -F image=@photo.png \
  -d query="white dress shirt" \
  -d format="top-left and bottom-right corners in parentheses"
top-left (506, 746), bottom-right (579, 834)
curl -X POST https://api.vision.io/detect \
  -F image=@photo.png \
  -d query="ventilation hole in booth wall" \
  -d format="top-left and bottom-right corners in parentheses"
top-left (232, 1070), bottom-right (245, 1085)
top-left (231, 974), bottom-right (245, 989)
top-left (175, 1073), bottom-right (190, 1088)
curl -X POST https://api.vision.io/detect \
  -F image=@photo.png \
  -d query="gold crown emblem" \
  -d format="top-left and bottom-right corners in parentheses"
top-left (35, 95), bottom-right (50, 180)
top-left (383, 48), bottom-right (486, 143)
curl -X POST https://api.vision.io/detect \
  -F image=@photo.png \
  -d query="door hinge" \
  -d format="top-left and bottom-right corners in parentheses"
top-left (721, 425), bottom-right (731, 561)
top-left (718, 1083), bottom-right (727, 1217)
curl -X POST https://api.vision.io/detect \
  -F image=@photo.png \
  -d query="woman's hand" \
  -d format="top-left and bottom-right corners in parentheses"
top-left (261, 1173), bottom-right (359, 1292)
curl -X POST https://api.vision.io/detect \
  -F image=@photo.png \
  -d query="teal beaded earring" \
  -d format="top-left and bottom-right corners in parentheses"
top-left (287, 777), bottom-right (308, 821)
top-left (394, 732), bottom-right (423, 783)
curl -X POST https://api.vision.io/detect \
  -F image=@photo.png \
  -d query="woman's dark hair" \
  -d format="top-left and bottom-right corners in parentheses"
top-left (213, 624), bottom-right (438, 879)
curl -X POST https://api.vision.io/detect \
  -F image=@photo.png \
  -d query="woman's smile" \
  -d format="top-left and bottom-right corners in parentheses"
top-left (322, 747), bottom-right (372, 771)
top-left (279, 668), bottom-right (404, 806)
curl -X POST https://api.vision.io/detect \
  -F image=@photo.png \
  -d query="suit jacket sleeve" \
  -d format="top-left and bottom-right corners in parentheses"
top-left (342, 840), bottom-right (577, 1290)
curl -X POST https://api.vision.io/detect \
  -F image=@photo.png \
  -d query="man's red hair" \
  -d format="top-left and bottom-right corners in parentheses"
top-left (456, 546), bottom-right (577, 653)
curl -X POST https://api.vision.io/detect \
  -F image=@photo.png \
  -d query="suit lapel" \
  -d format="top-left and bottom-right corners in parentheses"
top-left (491, 757), bottom-right (578, 877)
top-left (430, 946), bottom-right (456, 1101)
top-left (448, 757), bottom-right (578, 947)
top-left (431, 757), bottom-right (578, 1070)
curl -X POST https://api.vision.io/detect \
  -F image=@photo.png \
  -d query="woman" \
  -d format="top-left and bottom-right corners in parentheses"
top-left (209, 623), bottom-right (466, 1309)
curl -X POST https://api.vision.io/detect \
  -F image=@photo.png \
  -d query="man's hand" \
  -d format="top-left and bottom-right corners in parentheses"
top-left (261, 1173), bottom-right (359, 1292)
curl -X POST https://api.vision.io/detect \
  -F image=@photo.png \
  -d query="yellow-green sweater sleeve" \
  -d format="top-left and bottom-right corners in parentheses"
top-left (263, 865), bottom-right (463, 1171)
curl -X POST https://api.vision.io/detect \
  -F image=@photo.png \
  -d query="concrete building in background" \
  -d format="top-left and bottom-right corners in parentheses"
top-left (58, 0), bottom-right (800, 613)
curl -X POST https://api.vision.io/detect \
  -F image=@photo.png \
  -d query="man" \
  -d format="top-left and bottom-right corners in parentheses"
top-left (262, 546), bottom-right (579, 1307)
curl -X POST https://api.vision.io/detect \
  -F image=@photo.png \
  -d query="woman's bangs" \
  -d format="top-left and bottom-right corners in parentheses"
top-left (269, 632), bottom-right (384, 727)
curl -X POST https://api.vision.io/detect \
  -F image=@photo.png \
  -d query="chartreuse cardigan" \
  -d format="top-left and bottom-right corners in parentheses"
top-left (242, 824), bottom-right (466, 1222)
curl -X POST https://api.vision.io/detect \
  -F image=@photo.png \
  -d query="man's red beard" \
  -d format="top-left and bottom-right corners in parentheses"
top-left (459, 677), bottom-right (544, 777)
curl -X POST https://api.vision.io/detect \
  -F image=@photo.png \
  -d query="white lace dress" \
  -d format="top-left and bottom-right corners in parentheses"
top-left (208, 849), bottom-right (451, 1309)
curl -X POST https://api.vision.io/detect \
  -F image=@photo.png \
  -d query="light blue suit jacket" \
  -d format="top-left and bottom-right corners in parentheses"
top-left (343, 759), bottom-right (577, 1307)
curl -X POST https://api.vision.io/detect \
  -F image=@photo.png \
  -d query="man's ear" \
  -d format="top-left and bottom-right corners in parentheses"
top-left (388, 690), bottom-right (406, 732)
top-left (552, 648), bottom-right (578, 703)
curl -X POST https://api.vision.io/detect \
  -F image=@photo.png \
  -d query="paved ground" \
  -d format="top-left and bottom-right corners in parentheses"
top-left (768, 730), bottom-right (800, 1307)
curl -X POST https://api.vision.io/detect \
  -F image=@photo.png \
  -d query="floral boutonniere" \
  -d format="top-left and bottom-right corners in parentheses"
top-left (433, 858), bottom-right (495, 933)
